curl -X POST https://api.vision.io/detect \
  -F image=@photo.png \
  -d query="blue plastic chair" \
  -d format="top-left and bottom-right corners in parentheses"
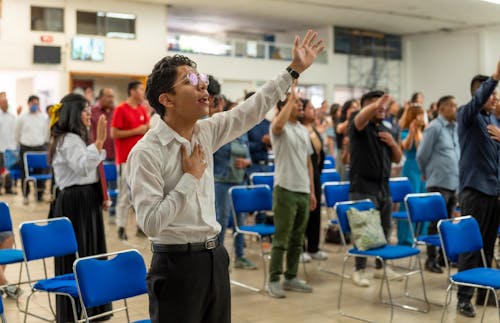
top-left (229, 184), bottom-right (275, 292)
top-left (324, 155), bottom-right (336, 169)
top-left (19, 217), bottom-right (79, 323)
top-left (0, 202), bottom-right (25, 308)
top-left (389, 177), bottom-right (413, 220)
top-left (22, 151), bottom-right (52, 204)
top-left (74, 249), bottom-right (150, 323)
top-left (405, 193), bottom-right (448, 249)
top-left (249, 172), bottom-right (274, 190)
top-left (438, 216), bottom-right (500, 322)
top-left (323, 159), bottom-right (335, 170)
top-left (103, 162), bottom-right (119, 199)
top-left (0, 295), bottom-right (5, 323)
top-left (336, 199), bottom-right (429, 323)
top-left (320, 169), bottom-right (340, 186)
top-left (322, 181), bottom-right (351, 246)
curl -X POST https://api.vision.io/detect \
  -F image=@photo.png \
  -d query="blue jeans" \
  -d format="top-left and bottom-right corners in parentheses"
top-left (215, 182), bottom-right (246, 258)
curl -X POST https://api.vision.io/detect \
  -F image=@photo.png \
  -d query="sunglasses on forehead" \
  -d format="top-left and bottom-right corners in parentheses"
top-left (172, 72), bottom-right (210, 89)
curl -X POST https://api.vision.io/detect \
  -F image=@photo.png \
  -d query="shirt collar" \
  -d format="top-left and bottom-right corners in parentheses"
top-left (155, 118), bottom-right (200, 146)
top-left (437, 114), bottom-right (454, 128)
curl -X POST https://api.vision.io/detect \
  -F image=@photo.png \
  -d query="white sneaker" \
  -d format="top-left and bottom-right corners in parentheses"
top-left (300, 252), bottom-right (312, 263)
top-left (310, 250), bottom-right (328, 260)
top-left (373, 266), bottom-right (404, 281)
top-left (352, 269), bottom-right (370, 287)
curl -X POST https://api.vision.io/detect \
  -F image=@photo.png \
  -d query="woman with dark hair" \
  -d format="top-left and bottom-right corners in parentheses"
top-left (300, 98), bottom-right (326, 262)
top-left (335, 99), bottom-right (359, 180)
top-left (48, 93), bottom-right (111, 322)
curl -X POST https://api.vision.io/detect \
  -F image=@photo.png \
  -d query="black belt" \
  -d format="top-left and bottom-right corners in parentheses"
top-left (152, 237), bottom-right (219, 253)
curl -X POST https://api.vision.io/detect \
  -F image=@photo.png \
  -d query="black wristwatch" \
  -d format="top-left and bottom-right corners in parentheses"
top-left (286, 66), bottom-right (300, 80)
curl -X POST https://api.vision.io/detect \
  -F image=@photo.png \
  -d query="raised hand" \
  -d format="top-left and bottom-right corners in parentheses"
top-left (289, 30), bottom-right (325, 74)
top-left (180, 143), bottom-right (207, 179)
top-left (95, 115), bottom-right (107, 151)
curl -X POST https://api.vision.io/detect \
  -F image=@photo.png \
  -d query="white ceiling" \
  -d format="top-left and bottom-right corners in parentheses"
top-left (138, 0), bottom-right (500, 36)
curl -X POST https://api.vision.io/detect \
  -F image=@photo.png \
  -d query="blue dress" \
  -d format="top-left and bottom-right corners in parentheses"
top-left (397, 129), bottom-right (427, 245)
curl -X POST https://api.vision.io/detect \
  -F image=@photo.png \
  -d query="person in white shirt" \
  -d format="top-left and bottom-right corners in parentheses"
top-left (0, 92), bottom-right (17, 195)
top-left (126, 30), bottom-right (324, 323)
top-left (15, 95), bottom-right (49, 201)
top-left (48, 93), bottom-right (111, 322)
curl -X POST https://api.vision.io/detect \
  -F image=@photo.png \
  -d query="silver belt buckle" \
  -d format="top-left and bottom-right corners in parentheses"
top-left (205, 238), bottom-right (217, 250)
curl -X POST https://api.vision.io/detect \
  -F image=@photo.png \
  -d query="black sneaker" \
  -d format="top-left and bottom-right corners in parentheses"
top-left (118, 227), bottom-right (128, 240)
top-left (425, 259), bottom-right (443, 274)
top-left (457, 301), bottom-right (476, 318)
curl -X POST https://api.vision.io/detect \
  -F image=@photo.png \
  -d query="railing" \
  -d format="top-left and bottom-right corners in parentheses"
top-left (167, 34), bottom-right (328, 63)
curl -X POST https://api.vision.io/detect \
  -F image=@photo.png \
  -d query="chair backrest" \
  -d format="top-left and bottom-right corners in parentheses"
top-left (322, 181), bottom-right (350, 208)
top-left (0, 202), bottom-right (13, 233)
top-left (334, 199), bottom-right (375, 234)
top-left (438, 216), bottom-right (483, 261)
top-left (249, 172), bottom-right (274, 188)
top-left (19, 217), bottom-right (78, 261)
top-left (388, 177), bottom-right (413, 203)
top-left (74, 249), bottom-right (147, 310)
top-left (24, 152), bottom-right (50, 176)
top-left (325, 155), bottom-right (336, 168)
top-left (405, 193), bottom-right (448, 223)
top-left (320, 169), bottom-right (341, 185)
top-left (323, 159), bottom-right (335, 170)
top-left (229, 185), bottom-right (273, 216)
top-left (103, 162), bottom-right (118, 182)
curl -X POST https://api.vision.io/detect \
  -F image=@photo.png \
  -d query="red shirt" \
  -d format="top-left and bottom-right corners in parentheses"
top-left (90, 103), bottom-right (115, 161)
top-left (111, 102), bottom-right (150, 164)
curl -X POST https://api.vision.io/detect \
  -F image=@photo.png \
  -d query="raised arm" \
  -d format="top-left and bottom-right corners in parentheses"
top-left (208, 30), bottom-right (325, 151)
top-left (272, 83), bottom-right (300, 135)
top-left (354, 95), bottom-right (391, 131)
top-left (457, 59), bottom-right (500, 128)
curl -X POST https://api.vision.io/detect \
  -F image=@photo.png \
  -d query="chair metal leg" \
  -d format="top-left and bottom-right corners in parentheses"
top-left (440, 284), bottom-right (453, 322)
top-left (229, 232), bottom-right (264, 292)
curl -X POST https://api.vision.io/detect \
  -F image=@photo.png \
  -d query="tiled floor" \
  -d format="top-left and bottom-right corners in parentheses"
top-left (1, 189), bottom-right (498, 322)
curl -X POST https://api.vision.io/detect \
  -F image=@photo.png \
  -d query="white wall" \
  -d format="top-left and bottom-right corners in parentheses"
top-left (0, 0), bottom-right (167, 105)
top-left (404, 29), bottom-right (500, 106)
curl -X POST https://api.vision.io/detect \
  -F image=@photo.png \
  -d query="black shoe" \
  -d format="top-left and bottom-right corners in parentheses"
top-left (136, 226), bottom-right (146, 238)
top-left (5, 190), bottom-right (17, 195)
top-left (457, 301), bottom-right (476, 318)
top-left (476, 291), bottom-right (499, 306)
top-left (425, 259), bottom-right (443, 274)
top-left (118, 227), bottom-right (128, 240)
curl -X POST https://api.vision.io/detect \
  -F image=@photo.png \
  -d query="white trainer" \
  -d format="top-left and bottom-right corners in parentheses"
top-left (310, 250), bottom-right (328, 260)
top-left (373, 266), bottom-right (404, 281)
top-left (352, 269), bottom-right (370, 287)
top-left (300, 252), bottom-right (312, 263)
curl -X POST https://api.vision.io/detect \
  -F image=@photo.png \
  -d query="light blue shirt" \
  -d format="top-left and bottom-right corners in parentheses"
top-left (416, 115), bottom-right (459, 191)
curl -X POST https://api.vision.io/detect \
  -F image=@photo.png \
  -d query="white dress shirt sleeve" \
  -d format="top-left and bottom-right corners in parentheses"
top-left (206, 71), bottom-right (292, 152)
top-left (59, 133), bottom-right (106, 177)
top-left (126, 147), bottom-right (200, 237)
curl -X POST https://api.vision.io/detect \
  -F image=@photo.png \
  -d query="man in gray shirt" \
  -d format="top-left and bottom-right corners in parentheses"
top-left (416, 95), bottom-right (459, 274)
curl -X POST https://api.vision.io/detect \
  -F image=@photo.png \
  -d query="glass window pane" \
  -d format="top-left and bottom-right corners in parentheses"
top-left (76, 11), bottom-right (97, 35)
top-left (31, 6), bottom-right (64, 32)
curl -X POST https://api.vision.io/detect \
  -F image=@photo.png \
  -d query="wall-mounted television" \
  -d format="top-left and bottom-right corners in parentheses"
top-left (33, 45), bottom-right (61, 64)
top-left (71, 36), bottom-right (104, 61)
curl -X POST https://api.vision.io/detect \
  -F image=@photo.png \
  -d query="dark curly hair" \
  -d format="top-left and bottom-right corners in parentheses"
top-left (48, 93), bottom-right (89, 163)
top-left (146, 55), bottom-right (197, 118)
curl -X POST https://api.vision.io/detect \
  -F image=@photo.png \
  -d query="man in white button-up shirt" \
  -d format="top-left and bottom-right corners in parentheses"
top-left (127, 30), bottom-right (324, 323)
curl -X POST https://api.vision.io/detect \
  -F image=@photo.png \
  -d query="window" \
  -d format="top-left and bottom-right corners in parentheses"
top-left (76, 11), bottom-right (136, 39)
top-left (31, 6), bottom-right (64, 32)
top-left (334, 27), bottom-right (402, 60)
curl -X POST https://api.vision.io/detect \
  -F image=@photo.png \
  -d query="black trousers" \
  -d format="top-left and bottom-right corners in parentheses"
top-left (148, 244), bottom-right (231, 323)
top-left (426, 187), bottom-right (457, 259)
top-left (349, 191), bottom-right (392, 270)
top-left (457, 188), bottom-right (500, 302)
top-left (305, 173), bottom-right (322, 253)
